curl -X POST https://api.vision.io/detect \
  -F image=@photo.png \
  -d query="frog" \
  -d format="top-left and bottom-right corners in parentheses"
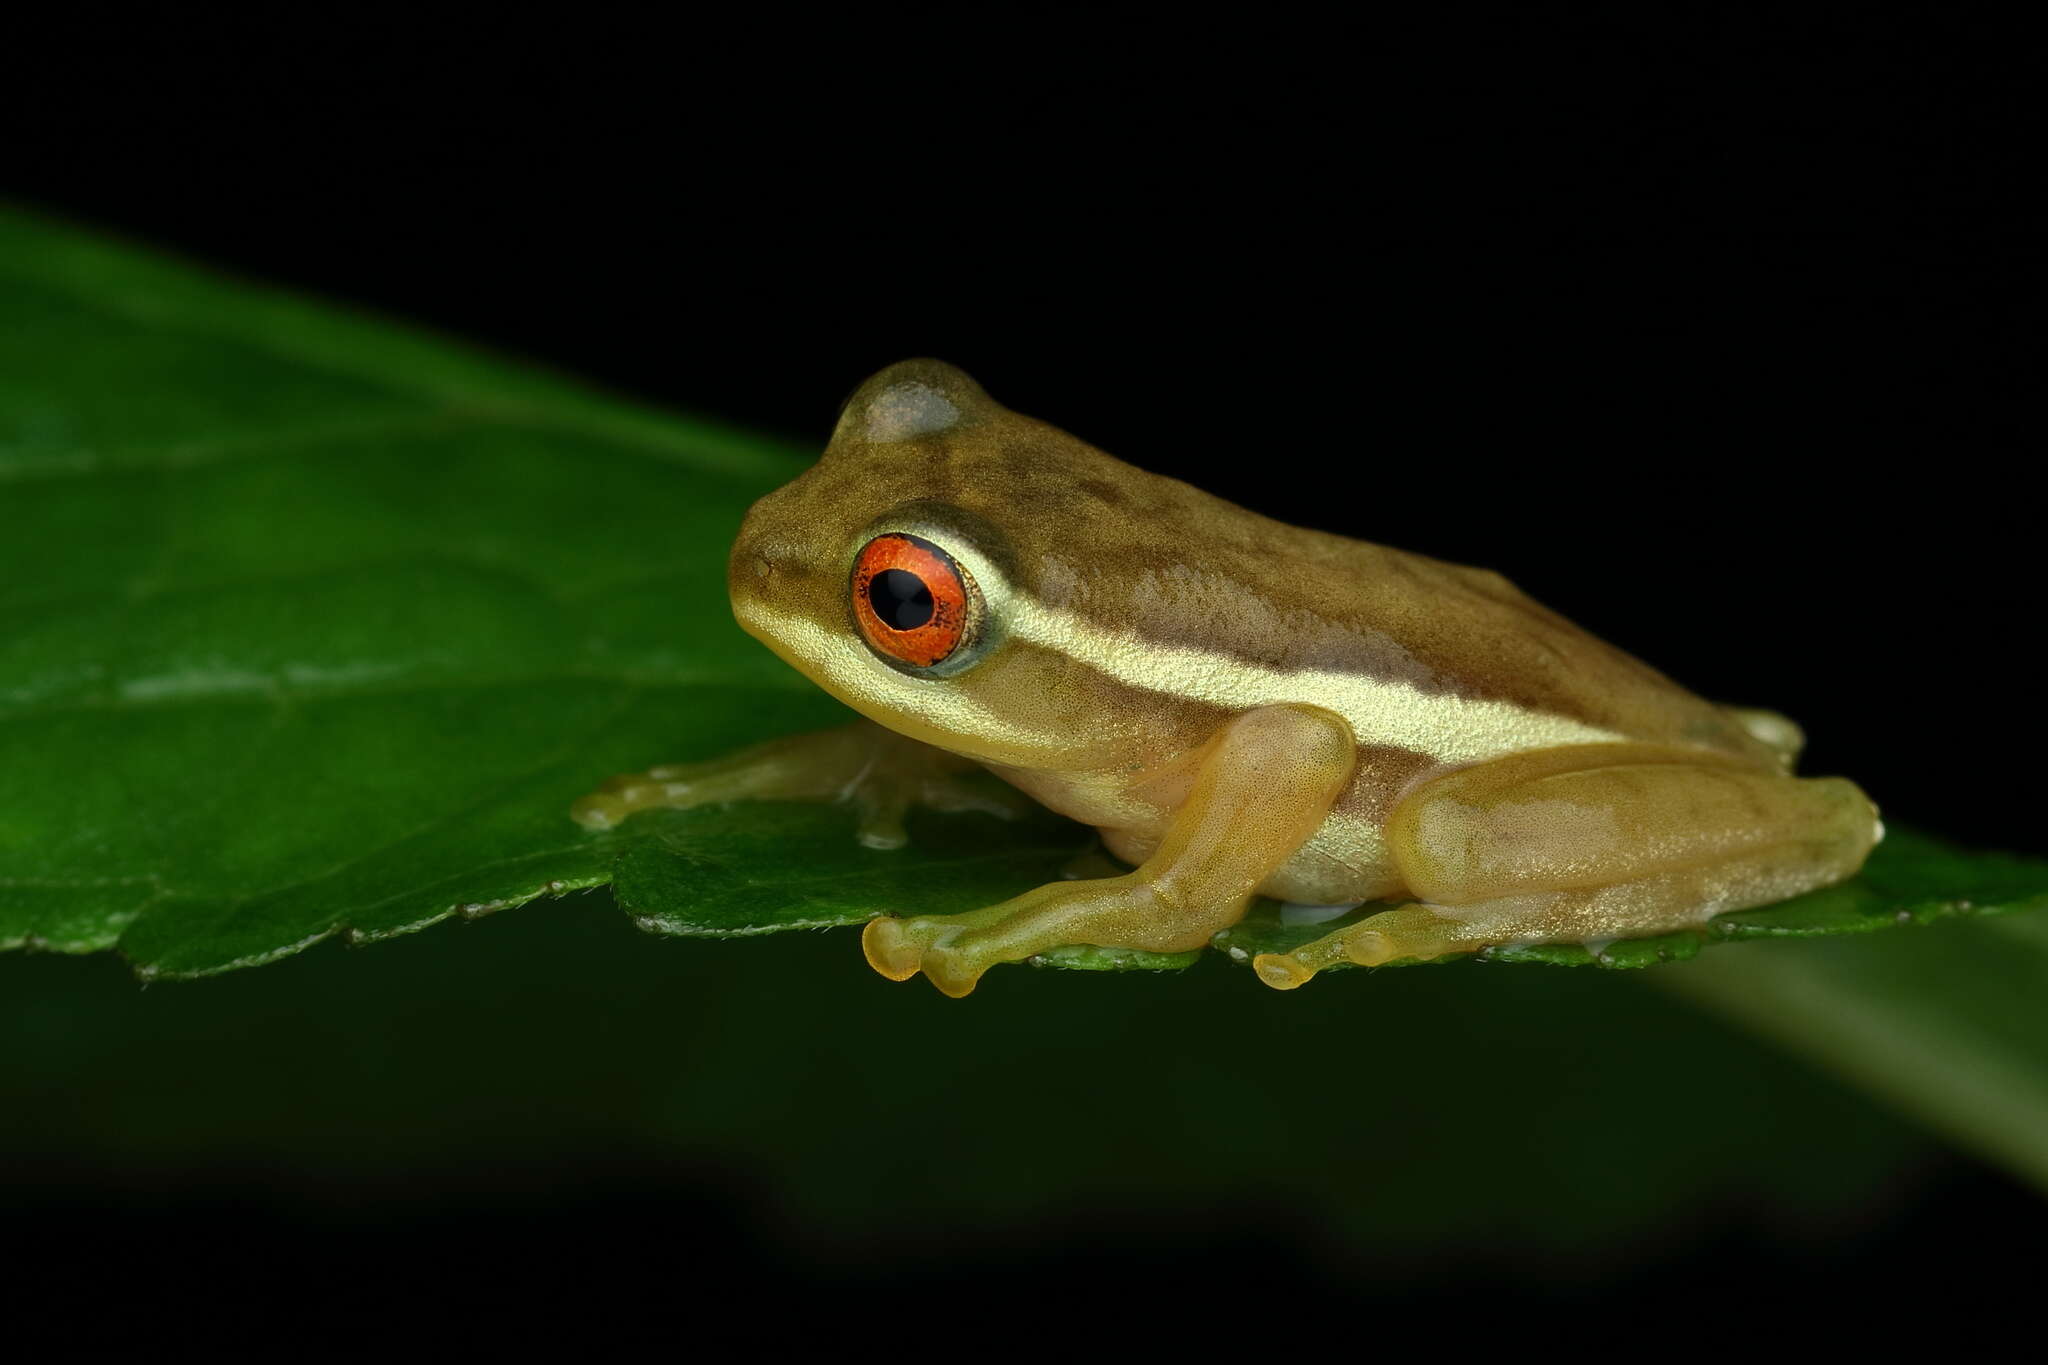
top-left (572, 359), bottom-right (1881, 997)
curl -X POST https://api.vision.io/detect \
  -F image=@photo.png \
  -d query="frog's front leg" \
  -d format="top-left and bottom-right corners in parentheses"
top-left (863, 704), bottom-right (1357, 997)
top-left (571, 720), bottom-right (1030, 849)
top-left (1253, 743), bottom-right (1881, 989)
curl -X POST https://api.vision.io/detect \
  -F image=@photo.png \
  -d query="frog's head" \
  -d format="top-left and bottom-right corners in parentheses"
top-left (728, 358), bottom-right (1210, 769)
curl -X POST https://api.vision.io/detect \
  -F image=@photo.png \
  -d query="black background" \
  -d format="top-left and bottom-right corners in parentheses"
top-left (8, 13), bottom-right (2042, 1345)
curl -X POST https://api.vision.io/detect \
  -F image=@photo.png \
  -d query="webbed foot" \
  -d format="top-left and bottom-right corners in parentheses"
top-left (1251, 904), bottom-right (1473, 990)
top-left (861, 913), bottom-right (996, 997)
top-left (861, 873), bottom-right (1218, 998)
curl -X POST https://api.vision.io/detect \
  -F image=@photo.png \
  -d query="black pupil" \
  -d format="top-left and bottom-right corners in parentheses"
top-left (869, 568), bottom-right (935, 630)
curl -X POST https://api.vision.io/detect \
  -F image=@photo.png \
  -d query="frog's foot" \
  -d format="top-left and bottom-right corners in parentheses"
top-left (863, 874), bottom-right (1233, 999)
top-left (571, 768), bottom-right (706, 831)
top-left (860, 902), bottom-right (1019, 992)
top-left (1251, 904), bottom-right (1476, 991)
top-left (570, 720), bottom-right (1026, 846)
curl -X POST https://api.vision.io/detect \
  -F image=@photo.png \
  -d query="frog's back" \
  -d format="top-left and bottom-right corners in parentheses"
top-left (1242, 519), bottom-right (1776, 764)
top-left (935, 414), bottom-right (1781, 773)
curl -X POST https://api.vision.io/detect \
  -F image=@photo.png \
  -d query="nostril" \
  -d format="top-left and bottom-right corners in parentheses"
top-left (753, 554), bottom-right (773, 580)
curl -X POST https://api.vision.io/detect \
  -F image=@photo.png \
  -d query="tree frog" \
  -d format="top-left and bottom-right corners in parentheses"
top-left (574, 360), bottom-right (1880, 996)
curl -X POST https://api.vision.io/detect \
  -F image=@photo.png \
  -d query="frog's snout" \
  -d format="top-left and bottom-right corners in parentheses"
top-left (726, 518), bottom-right (787, 606)
top-left (726, 520), bottom-right (821, 653)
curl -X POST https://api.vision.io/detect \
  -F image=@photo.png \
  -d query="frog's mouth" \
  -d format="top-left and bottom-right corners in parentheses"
top-left (725, 543), bottom-right (860, 696)
top-left (726, 512), bottom-right (830, 645)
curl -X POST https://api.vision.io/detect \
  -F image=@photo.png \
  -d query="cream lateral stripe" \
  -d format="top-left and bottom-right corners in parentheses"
top-left (743, 601), bottom-right (1046, 745)
top-left (952, 546), bottom-right (1624, 764)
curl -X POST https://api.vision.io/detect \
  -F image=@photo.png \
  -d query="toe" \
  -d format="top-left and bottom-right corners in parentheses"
top-left (861, 916), bottom-right (924, 981)
top-left (1342, 930), bottom-right (1393, 967)
top-left (1252, 952), bottom-right (1313, 990)
top-left (920, 945), bottom-right (986, 998)
top-left (569, 795), bottom-right (623, 829)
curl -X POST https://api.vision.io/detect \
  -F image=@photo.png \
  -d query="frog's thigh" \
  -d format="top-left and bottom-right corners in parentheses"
top-left (1254, 745), bottom-right (1879, 989)
top-left (863, 704), bottom-right (1356, 997)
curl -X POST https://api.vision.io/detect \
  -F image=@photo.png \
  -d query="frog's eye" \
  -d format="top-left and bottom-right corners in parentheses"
top-left (851, 533), bottom-right (974, 670)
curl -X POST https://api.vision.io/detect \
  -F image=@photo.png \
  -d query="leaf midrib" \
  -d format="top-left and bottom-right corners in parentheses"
top-left (0, 670), bottom-right (814, 723)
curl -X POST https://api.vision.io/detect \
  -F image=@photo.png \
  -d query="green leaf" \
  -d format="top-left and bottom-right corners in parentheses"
top-left (611, 801), bottom-right (1205, 971)
top-left (2, 202), bottom-right (2044, 989)
top-left (615, 802), bottom-right (1086, 937)
top-left (0, 205), bottom-right (820, 977)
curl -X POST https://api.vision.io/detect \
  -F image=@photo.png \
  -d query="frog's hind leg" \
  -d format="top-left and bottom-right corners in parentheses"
top-left (1251, 743), bottom-right (1879, 990)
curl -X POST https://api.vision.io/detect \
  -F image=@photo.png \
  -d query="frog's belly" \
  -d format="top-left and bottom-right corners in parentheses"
top-left (990, 756), bottom-right (1410, 904)
top-left (1102, 813), bottom-right (1404, 906)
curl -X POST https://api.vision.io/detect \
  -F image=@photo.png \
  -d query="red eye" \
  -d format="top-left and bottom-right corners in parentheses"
top-left (851, 534), bottom-right (970, 668)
